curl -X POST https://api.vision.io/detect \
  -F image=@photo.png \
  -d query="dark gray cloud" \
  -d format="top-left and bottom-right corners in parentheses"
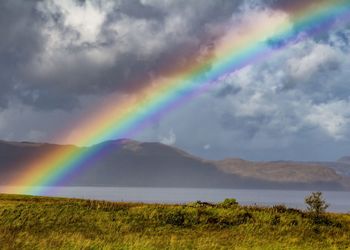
top-left (215, 85), bottom-right (241, 98)
top-left (0, 0), bottom-right (245, 110)
top-left (0, 0), bottom-right (346, 109)
top-left (2, 0), bottom-right (330, 110)
top-left (0, 0), bottom-right (45, 109)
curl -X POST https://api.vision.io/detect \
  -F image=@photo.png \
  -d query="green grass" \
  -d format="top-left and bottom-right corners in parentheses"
top-left (0, 194), bottom-right (349, 249)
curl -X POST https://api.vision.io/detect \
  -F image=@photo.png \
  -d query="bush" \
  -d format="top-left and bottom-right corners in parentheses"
top-left (218, 198), bottom-right (238, 208)
top-left (304, 192), bottom-right (329, 215)
top-left (188, 201), bottom-right (215, 208)
top-left (290, 219), bottom-right (298, 226)
top-left (272, 204), bottom-right (287, 213)
top-left (234, 211), bottom-right (253, 225)
top-left (164, 210), bottom-right (185, 226)
top-left (271, 215), bottom-right (281, 225)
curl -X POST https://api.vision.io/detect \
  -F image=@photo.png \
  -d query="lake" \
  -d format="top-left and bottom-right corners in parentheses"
top-left (1, 186), bottom-right (349, 213)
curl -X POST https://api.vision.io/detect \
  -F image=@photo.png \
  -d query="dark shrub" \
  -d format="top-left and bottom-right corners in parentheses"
top-left (286, 208), bottom-right (303, 215)
top-left (206, 216), bottom-right (219, 224)
top-left (164, 210), bottom-right (185, 226)
top-left (271, 215), bottom-right (281, 225)
top-left (312, 215), bottom-right (333, 226)
top-left (305, 192), bottom-right (329, 215)
top-left (313, 227), bottom-right (321, 234)
top-left (218, 198), bottom-right (238, 208)
top-left (290, 219), bottom-right (298, 226)
top-left (272, 205), bottom-right (287, 213)
top-left (235, 212), bottom-right (253, 225)
top-left (310, 215), bottom-right (343, 228)
top-left (218, 218), bottom-right (234, 227)
top-left (188, 201), bottom-right (215, 208)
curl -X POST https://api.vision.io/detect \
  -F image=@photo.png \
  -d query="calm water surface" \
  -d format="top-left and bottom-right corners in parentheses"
top-left (1, 186), bottom-right (349, 213)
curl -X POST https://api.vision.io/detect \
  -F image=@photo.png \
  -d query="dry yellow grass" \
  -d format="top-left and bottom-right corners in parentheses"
top-left (0, 194), bottom-right (349, 249)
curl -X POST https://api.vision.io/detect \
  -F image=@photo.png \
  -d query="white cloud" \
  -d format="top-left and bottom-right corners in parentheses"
top-left (203, 144), bottom-right (211, 150)
top-left (159, 129), bottom-right (176, 145)
top-left (305, 100), bottom-right (350, 140)
top-left (37, 0), bottom-right (109, 44)
top-left (288, 43), bottom-right (342, 81)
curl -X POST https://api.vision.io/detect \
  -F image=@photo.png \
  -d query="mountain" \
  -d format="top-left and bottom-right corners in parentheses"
top-left (0, 139), bottom-right (348, 190)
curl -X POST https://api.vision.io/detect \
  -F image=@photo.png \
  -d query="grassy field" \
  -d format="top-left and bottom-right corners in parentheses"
top-left (0, 194), bottom-right (349, 249)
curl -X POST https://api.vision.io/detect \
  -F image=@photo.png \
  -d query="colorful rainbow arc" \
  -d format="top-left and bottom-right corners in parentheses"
top-left (2, 1), bottom-right (350, 195)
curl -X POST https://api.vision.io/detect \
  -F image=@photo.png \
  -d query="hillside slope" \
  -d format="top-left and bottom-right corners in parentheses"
top-left (0, 139), bottom-right (348, 190)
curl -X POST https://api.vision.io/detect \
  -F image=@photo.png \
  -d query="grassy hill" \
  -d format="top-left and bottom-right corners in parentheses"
top-left (0, 194), bottom-right (349, 249)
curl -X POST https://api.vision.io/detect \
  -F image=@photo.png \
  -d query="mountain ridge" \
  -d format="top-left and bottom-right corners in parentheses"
top-left (0, 139), bottom-right (348, 190)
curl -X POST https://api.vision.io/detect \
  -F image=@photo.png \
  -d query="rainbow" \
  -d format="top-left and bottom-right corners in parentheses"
top-left (2, 0), bottom-right (350, 195)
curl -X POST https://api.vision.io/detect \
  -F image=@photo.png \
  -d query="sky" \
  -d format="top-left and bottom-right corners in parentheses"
top-left (0, 0), bottom-right (349, 161)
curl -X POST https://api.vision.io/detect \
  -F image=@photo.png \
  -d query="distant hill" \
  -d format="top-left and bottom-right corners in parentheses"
top-left (0, 139), bottom-right (348, 190)
top-left (337, 156), bottom-right (350, 164)
top-left (215, 159), bottom-right (341, 183)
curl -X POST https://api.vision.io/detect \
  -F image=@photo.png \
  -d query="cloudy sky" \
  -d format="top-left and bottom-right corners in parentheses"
top-left (0, 0), bottom-right (350, 161)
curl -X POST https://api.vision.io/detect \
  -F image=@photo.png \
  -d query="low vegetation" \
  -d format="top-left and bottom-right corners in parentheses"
top-left (305, 191), bottom-right (329, 215)
top-left (0, 193), bottom-right (349, 249)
